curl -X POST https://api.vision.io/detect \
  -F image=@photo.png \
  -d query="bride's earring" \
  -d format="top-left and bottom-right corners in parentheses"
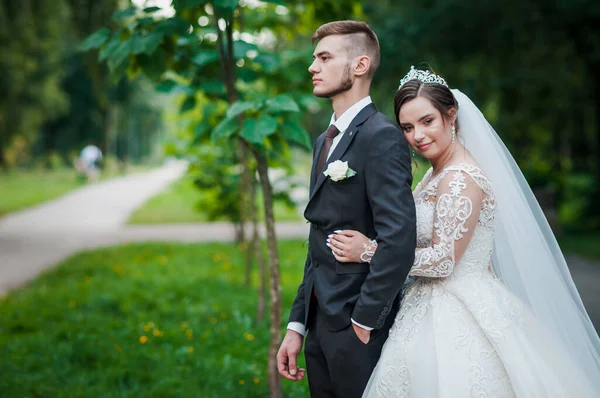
top-left (411, 148), bottom-right (416, 157)
top-left (451, 124), bottom-right (456, 144)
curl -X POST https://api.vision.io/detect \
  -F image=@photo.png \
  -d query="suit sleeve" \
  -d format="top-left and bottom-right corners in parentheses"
top-left (351, 124), bottom-right (417, 329)
top-left (287, 136), bottom-right (321, 325)
top-left (288, 253), bottom-right (311, 324)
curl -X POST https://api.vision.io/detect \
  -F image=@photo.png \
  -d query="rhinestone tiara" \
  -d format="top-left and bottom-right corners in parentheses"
top-left (399, 66), bottom-right (448, 89)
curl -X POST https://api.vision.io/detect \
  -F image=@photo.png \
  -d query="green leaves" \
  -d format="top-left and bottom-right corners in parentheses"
top-left (226, 101), bottom-right (259, 118)
top-left (212, 117), bottom-right (239, 141)
top-left (154, 17), bottom-right (191, 35)
top-left (209, 96), bottom-right (307, 148)
top-left (130, 32), bottom-right (164, 55)
top-left (180, 96), bottom-right (197, 113)
top-left (173, 0), bottom-right (207, 10)
top-left (280, 120), bottom-right (311, 150)
top-left (214, 0), bottom-right (240, 11)
top-left (80, 28), bottom-right (111, 51)
top-left (192, 51), bottom-right (219, 67)
top-left (265, 95), bottom-right (299, 113)
top-left (112, 7), bottom-right (137, 21)
top-left (260, 0), bottom-right (286, 5)
top-left (240, 116), bottom-right (277, 144)
top-left (233, 41), bottom-right (258, 58)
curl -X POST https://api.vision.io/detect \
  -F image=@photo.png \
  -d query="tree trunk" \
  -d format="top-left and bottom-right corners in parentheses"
top-left (249, 168), bottom-right (267, 321)
top-left (254, 148), bottom-right (282, 398)
top-left (239, 140), bottom-right (253, 285)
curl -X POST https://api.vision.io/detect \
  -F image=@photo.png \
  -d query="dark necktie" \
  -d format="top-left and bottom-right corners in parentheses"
top-left (317, 124), bottom-right (340, 176)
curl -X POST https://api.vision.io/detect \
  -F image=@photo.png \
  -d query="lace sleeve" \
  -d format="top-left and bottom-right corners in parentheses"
top-left (410, 170), bottom-right (483, 278)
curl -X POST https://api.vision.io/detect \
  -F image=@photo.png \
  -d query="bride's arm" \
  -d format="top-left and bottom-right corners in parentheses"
top-left (410, 170), bottom-right (482, 278)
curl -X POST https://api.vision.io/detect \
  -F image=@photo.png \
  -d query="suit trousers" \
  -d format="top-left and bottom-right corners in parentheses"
top-left (304, 296), bottom-right (395, 398)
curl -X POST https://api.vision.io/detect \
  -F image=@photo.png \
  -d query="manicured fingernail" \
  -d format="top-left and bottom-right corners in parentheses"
top-left (326, 238), bottom-right (330, 243)
top-left (326, 243), bottom-right (330, 247)
top-left (334, 230), bottom-right (342, 233)
top-left (328, 234), bottom-right (333, 238)
top-left (290, 368), bottom-right (296, 375)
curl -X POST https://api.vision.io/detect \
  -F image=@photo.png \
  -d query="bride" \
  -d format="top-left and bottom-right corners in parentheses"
top-left (327, 66), bottom-right (600, 397)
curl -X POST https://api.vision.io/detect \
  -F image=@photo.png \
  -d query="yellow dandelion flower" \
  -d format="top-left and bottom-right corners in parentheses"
top-left (210, 317), bottom-right (218, 325)
top-left (139, 335), bottom-right (148, 344)
top-left (153, 329), bottom-right (163, 337)
top-left (112, 264), bottom-right (125, 276)
top-left (244, 333), bottom-right (255, 341)
top-left (113, 344), bottom-right (123, 353)
top-left (253, 377), bottom-right (260, 384)
top-left (187, 346), bottom-right (194, 353)
top-left (186, 329), bottom-right (194, 338)
top-left (239, 380), bottom-right (245, 385)
top-left (220, 312), bottom-right (228, 319)
top-left (158, 255), bottom-right (168, 265)
top-left (212, 254), bottom-right (221, 262)
top-left (68, 300), bottom-right (77, 308)
top-left (180, 322), bottom-right (188, 329)
top-left (222, 263), bottom-right (232, 271)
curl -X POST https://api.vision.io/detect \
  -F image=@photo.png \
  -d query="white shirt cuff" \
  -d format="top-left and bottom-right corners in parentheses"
top-left (351, 318), bottom-right (374, 331)
top-left (287, 322), bottom-right (306, 336)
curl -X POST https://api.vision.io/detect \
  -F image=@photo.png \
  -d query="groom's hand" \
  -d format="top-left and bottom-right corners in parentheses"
top-left (277, 330), bottom-right (306, 381)
top-left (352, 323), bottom-right (371, 344)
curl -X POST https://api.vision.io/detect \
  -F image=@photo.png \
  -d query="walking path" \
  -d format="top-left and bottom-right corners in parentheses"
top-left (0, 159), bottom-right (309, 295)
top-left (0, 161), bottom-right (596, 330)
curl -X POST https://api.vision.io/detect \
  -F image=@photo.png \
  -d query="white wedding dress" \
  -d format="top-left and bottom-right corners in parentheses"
top-left (363, 163), bottom-right (597, 397)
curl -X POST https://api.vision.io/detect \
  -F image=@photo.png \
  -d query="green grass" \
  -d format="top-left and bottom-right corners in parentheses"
top-left (128, 177), bottom-right (302, 224)
top-left (0, 165), bottom-right (153, 217)
top-left (0, 240), bottom-right (310, 397)
top-left (0, 169), bottom-right (83, 216)
top-left (559, 234), bottom-right (600, 260)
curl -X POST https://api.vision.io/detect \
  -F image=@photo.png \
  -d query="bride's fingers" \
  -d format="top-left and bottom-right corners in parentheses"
top-left (332, 234), bottom-right (353, 244)
top-left (330, 237), bottom-right (348, 252)
top-left (333, 229), bottom-right (356, 237)
top-left (329, 234), bottom-right (351, 246)
top-left (333, 249), bottom-right (350, 263)
top-left (326, 239), bottom-right (344, 252)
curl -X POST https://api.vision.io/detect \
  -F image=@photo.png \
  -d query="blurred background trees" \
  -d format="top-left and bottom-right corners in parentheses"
top-left (1, 0), bottom-right (598, 247)
top-left (0, 0), bottom-right (165, 171)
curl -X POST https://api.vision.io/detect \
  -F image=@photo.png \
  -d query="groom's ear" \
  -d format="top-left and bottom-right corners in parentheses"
top-left (353, 55), bottom-right (372, 78)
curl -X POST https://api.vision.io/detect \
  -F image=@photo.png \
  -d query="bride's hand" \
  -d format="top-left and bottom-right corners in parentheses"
top-left (327, 230), bottom-right (374, 263)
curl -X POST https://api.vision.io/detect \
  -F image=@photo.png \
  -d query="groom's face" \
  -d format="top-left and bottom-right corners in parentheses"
top-left (309, 35), bottom-right (354, 98)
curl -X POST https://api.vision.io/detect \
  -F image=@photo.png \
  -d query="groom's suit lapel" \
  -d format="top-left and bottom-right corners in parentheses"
top-left (308, 103), bottom-right (378, 205)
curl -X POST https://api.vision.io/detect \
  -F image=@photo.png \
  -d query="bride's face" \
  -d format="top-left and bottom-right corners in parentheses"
top-left (398, 96), bottom-right (453, 160)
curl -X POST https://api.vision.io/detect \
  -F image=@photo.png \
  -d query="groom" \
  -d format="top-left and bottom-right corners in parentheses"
top-left (277, 21), bottom-right (416, 397)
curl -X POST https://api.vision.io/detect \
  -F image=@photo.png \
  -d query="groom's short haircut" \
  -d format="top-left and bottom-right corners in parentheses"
top-left (312, 21), bottom-right (380, 80)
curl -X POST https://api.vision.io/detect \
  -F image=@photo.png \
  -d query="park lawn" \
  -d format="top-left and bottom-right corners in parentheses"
top-left (0, 165), bottom-right (153, 217)
top-left (128, 176), bottom-right (302, 224)
top-left (0, 169), bottom-right (83, 216)
top-left (0, 240), bottom-right (310, 398)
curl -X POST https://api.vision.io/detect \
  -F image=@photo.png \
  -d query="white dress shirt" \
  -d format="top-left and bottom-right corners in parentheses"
top-left (288, 96), bottom-right (374, 337)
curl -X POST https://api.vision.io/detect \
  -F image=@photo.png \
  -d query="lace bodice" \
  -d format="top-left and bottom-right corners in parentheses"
top-left (411, 164), bottom-right (497, 279)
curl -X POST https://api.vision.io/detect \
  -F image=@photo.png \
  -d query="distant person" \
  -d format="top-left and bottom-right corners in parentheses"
top-left (80, 143), bottom-right (103, 183)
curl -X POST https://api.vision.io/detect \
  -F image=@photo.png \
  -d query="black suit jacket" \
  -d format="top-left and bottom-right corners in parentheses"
top-left (289, 103), bottom-right (417, 332)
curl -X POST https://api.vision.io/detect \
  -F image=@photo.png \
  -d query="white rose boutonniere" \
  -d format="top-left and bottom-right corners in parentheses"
top-left (323, 160), bottom-right (357, 182)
